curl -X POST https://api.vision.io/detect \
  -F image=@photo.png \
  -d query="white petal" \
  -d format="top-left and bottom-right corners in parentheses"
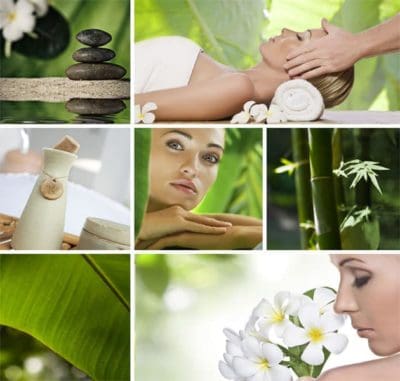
top-left (16, 0), bottom-right (35, 13)
top-left (219, 361), bottom-right (237, 379)
top-left (274, 319), bottom-right (290, 337)
top-left (0, 0), bottom-right (14, 28)
top-left (3, 23), bottom-right (24, 41)
top-left (254, 113), bottom-right (267, 123)
top-left (299, 303), bottom-right (320, 329)
top-left (261, 343), bottom-right (283, 366)
top-left (274, 291), bottom-right (290, 310)
top-left (259, 320), bottom-right (274, 338)
top-left (285, 293), bottom-right (303, 315)
top-left (15, 11), bottom-right (35, 33)
top-left (29, 0), bottom-right (48, 16)
top-left (242, 337), bottom-right (262, 360)
top-left (301, 342), bottom-right (324, 366)
top-left (320, 311), bottom-right (345, 332)
top-left (142, 112), bottom-right (155, 124)
top-left (248, 372), bottom-right (266, 381)
top-left (243, 100), bottom-right (256, 112)
top-left (227, 341), bottom-right (243, 357)
top-left (314, 287), bottom-right (336, 309)
top-left (142, 101), bottom-right (157, 113)
top-left (231, 111), bottom-right (250, 124)
top-left (250, 103), bottom-right (268, 117)
top-left (268, 365), bottom-right (292, 381)
top-left (282, 322), bottom-right (308, 347)
top-left (253, 299), bottom-right (274, 319)
top-left (323, 333), bottom-right (348, 354)
top-left (232, 357), bottom-right (258, 377)
top-left (224, 328), bottom-right (242, 346)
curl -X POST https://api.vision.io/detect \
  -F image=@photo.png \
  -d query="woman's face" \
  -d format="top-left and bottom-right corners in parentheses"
top-left (148, 128), bottom-right (224, 211)
top-left (331, 254), bottom-right (400, 356)
top-left (260, 28), bottom-right (327, 71)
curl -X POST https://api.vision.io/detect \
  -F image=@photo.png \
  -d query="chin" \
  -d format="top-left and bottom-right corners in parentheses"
top-left (368, 340), bottom-right (400, 356)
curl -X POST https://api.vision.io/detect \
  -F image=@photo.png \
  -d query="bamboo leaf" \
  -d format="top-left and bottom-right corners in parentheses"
top-left (0, 254), bottom-right (130, 381)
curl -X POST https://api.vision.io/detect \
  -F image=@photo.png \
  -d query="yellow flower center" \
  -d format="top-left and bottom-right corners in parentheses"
top-left (139, 113), bottom-right (145, 119)
top-left (259, 359), bottom-right (270, 370)
top-left (308, 327), bottom-right (324, 343)
top-left (7, 12), bottom-right (17, 22)
top-left (271, 309), bottom-right (285, 323)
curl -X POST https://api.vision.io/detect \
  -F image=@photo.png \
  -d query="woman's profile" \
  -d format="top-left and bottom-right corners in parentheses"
top-left (135, 128), bottom-right (262, 249)
top-left (135, 28), bottom-right (354, 121)
top-left (299, 254), bottom-right (400, 381)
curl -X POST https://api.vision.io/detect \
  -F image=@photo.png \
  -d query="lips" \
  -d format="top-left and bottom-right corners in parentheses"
top-left (169, 179), bottom-right (198, 195)
top-left (353, 325), bottom-right (375, 338)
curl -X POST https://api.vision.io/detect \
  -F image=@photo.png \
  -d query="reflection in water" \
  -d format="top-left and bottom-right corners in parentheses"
top-left (65, 98), bottom-right (126, 123)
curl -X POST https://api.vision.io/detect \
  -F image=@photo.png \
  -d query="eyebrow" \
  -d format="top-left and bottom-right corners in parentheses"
top-left (339, 258), bottom-right (365, 266)
top-left (162, 129), bottom-right (225, 152)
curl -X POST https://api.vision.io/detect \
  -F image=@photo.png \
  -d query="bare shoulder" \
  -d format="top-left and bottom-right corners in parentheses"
top-left (221, 72), bottom-right (255, 100)
top-left (318, 355), bottom-right (400, 381)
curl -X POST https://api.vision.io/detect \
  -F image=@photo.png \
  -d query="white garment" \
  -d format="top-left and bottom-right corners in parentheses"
top-left (135, 36), bottom-right (202, 93)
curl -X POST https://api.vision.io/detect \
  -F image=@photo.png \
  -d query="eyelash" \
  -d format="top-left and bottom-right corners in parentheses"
top-left (166, 140), bottom-right (220, 164)
top-left (353, 276), bottom-right (371, 288)
top-left (296, 33), bottom-right (302, 41)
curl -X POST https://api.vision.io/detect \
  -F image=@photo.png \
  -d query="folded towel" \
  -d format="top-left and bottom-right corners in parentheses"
top-left (271, 79), bottom-right (324, 122)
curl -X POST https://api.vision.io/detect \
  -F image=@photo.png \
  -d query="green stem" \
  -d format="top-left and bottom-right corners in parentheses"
top-left (308, 129), bottom-right (341, 249)
top-left (291, 129), bottom-right (314, 249)
top-left (332, 128), bottom-right (346, 221)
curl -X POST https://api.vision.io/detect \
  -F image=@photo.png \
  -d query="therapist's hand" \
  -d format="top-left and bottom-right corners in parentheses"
top-left (284, 19), bottom-right (360, 79)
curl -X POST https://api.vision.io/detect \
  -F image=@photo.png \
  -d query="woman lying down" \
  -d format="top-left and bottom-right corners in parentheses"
top-left (135, 128), bottom-right (263, 250)
top-left (135, 28), bottom-right (354, 121)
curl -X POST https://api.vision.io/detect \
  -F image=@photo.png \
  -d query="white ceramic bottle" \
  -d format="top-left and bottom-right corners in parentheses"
top-left (12, 147), bottom-right (77, 250)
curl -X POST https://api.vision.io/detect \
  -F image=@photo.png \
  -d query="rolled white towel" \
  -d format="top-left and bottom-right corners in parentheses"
top-left (271, 79), bottom-right (324, 122)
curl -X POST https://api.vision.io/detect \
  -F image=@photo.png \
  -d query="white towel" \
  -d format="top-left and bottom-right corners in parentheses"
top-left (135, 36), bottom-right (202, 93)
top-left (271, 79), bottom-right (324, 121)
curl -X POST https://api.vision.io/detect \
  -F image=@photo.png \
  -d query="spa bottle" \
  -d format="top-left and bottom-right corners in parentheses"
top-left (12, 140), bottom-right (78, 249)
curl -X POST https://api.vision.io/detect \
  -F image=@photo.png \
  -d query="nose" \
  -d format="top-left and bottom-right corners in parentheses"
top-left (333, 280), bottom-right (359, 314)
top-left (180, 154), bottom-right (199, 179)
top-left (281, 28), bottom-right (295, 36)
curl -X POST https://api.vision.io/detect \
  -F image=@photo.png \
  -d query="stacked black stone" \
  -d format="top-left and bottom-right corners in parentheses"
top-left (66, 29), bottom-right (126, 80)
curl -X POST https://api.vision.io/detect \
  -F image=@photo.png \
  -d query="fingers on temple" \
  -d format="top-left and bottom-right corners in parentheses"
top-left (300, 66), bottom-right (329, 80)
top-left (186, 213), bottom-right (232, 227)
top-left (288, 59), bottom-right (323, 77)
top-left (286, 45), bottom-right (315, 60)
top-left (285, 51), bottom-right (316, 69)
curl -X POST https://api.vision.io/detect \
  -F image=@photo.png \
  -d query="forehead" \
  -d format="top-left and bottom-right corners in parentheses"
top-left (153, 128), bottom-right (225, 147)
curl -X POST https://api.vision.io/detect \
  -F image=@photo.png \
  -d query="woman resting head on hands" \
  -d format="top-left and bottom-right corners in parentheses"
top-left (298, 254), bottom-right (400, 381)
top-left (135, 27), bottom-right (354, 121)
top-left (136, 128), bottom-right (262, 249)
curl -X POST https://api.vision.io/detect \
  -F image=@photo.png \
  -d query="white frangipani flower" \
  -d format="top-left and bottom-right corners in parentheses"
top-left (135, 102), bottom-right (157, 124)
top-left (253, 291), bottom-right (302, 338)
top-left (232, 337), bottom-right (291, 381)
top-left (219, 328), bottom-right (246, 381)
top-left (306, 287), bottom-right (343, 317)
top-left (230, 100), bottom-right (255, 124)
top-left (283, 303), bottom-right (348, 366)
top-left (0, 0), bottom-right (35, 44)
top-left (28, 0), bottom-right (48, 17)
top-left (250, 103), bottom-right (287, 124)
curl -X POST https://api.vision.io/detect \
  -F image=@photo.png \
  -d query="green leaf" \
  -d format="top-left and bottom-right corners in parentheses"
top-left (12, 7), bottom-right (70, 59)
top-left (135, 0), bottom-right (267, 67)
top-left (0, 254), bottom-right (130, 381)
top-left (341, 214), bottom-right (380, 249)
top-left (135, 128), bottom-right (151, 238)
top-left (136, 255), bottom-right (170, 297)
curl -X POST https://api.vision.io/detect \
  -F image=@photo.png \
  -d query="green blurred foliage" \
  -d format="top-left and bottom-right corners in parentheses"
top-left (134, 128), bottom-right (263, 238)
top-left (268, 128), bottom-right (400, 249)
top-left (135, 0), bottom-right (399, 110)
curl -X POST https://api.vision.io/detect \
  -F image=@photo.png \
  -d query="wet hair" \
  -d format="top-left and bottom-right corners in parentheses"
top-left (309, 66), bottom-right (355, 108)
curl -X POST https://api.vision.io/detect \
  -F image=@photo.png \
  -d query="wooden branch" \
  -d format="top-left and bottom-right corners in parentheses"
top-left (0, 77), bottom-right (130, 102)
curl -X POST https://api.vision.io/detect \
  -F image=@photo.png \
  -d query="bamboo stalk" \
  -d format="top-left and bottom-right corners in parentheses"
top-left (332, 129), bottom-right (346, 221)
top-left (308, 129), bottom-right (341, 249)
top-left (291, 129), bottom-right (314, 249)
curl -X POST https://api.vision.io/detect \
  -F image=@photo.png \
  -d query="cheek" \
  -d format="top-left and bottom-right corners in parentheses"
top-left (199, 166), bottom-right (218, 193)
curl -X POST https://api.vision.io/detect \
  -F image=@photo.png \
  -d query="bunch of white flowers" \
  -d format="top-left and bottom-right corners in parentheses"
top-left (230, 100), bottom-right (287, 124)
top-left (219, 287), bottom-right (348, 381)
top-left (0, 0), bottom-right (48, 56)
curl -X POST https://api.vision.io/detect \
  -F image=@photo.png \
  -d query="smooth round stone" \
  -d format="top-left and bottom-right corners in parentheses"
top-left (72, 47), bottom-right (115, 63)
top-left (66, 63), bottom-right (126, 80)
top-left (76, 29), bottom-right (112, 47)
top-left (66, 99), bottom-right (126, 115)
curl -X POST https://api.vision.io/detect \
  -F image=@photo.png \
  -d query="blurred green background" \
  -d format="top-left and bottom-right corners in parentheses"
top-left (1, 0), bottom-right (130, 123)
top-left (267, 128), bottom-right (400, 249)
top-left (135, 0), bottom-right (400, 110)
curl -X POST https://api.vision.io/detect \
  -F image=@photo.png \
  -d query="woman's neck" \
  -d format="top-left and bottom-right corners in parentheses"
top-left (242, 61), bottom-right (290, 103)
